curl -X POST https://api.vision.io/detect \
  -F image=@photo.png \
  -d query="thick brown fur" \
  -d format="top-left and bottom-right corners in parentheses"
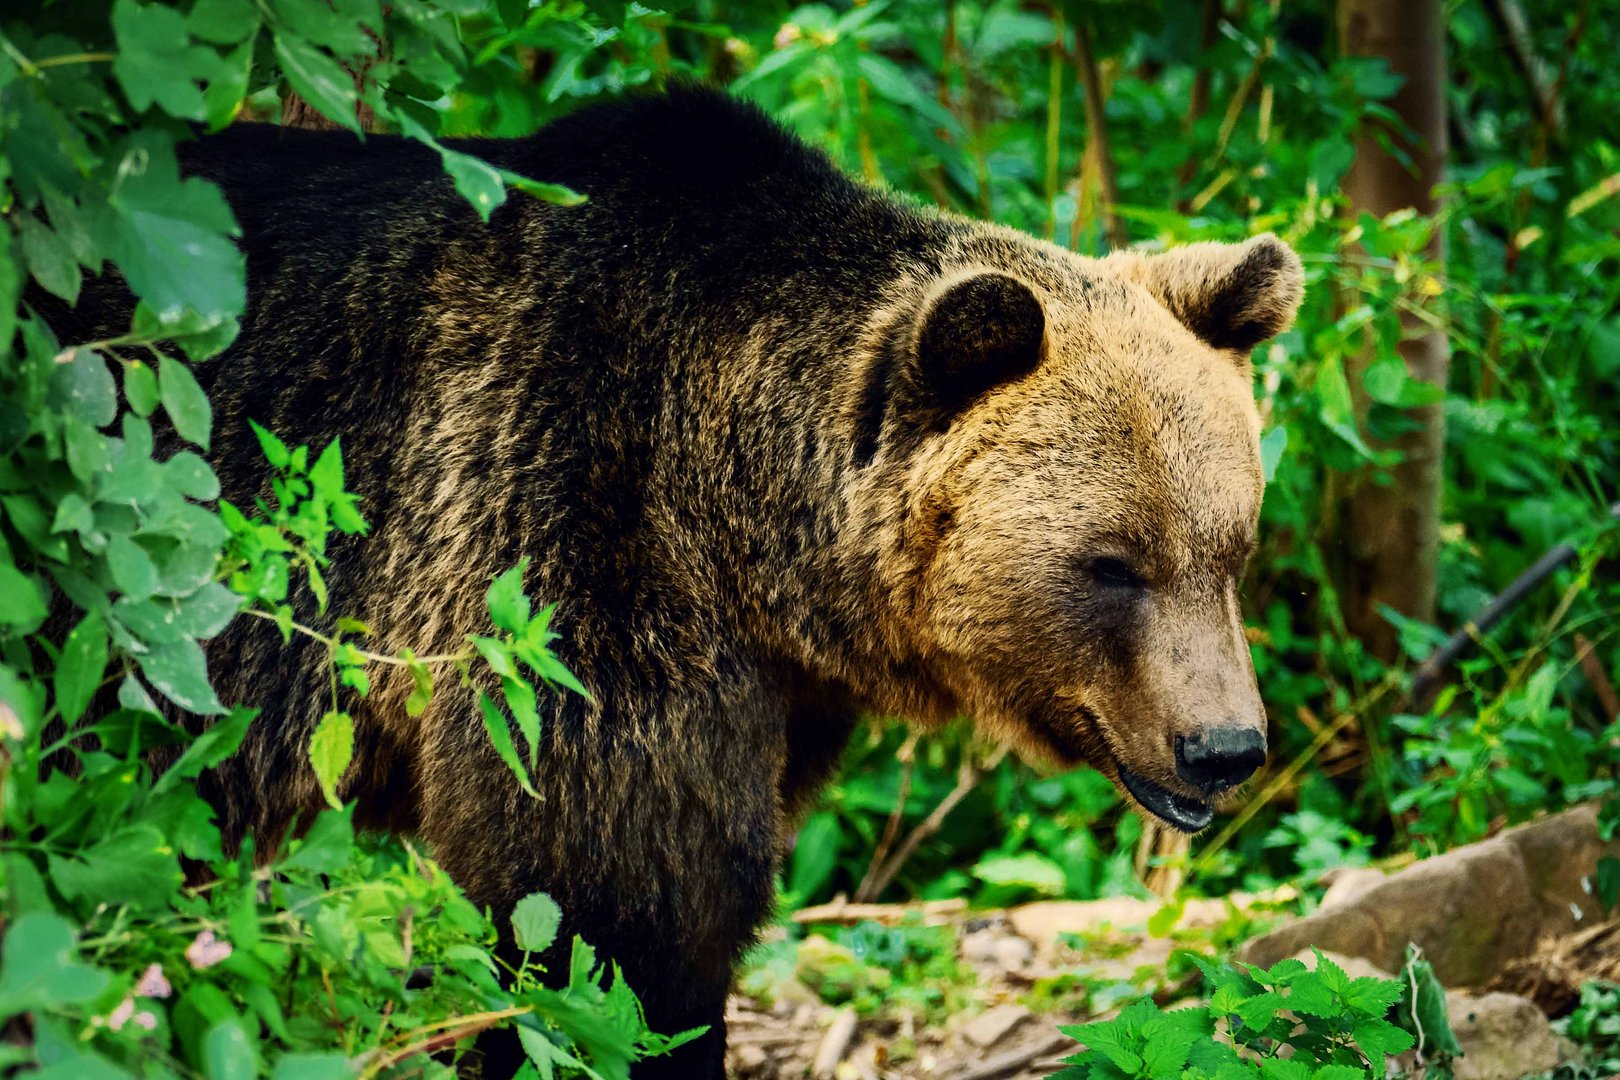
top-left (38, 87), bottom-right (1303, 1076)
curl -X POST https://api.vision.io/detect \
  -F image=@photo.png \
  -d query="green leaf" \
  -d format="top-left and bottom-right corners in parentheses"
top-left (1363, 354), bottom-right (1446, 408)
top-left (788, 811), bottom-right (842, 900)
top-left (309, 709), bottom-right (355, 809)
top-left (281, 805), bottom-right (354, 873)
top-left (1397, 945), bottom-right (1461, 1058)
top-left (309, 438), bottom-right (345, 502)
top-left (1352, 1016), bottom-right (1414, 1076)
top-left (269, 0), bottom-right (379, 55)
top-left (1595, 856), bottom-right (1620, 913)
top-left (3, 494), bottom-right (71, 562)
top-left (190, 0), bottom-right (260, 43)
top-left (203, 1018), bottom-right (259, 1080)
top-left (15, 213), bottom-right (81, 303)
top-left (140, 636), bottom-right (226, 714)
top-left (48, 824), bottom-right (182, 909)
top-left (268, 1054), bottom-right (355, 1080)
top-left (48, 349), bottom-right (118, 428)
top-left (1259, 425), bottom-right (1287, 482)
top-left (502, 675), bottom-right (540, 769)
top-left (63, 415), bottom-right (110, 482)
top-left (273, 35), bottom-right (360, 132)
top-left (205, 35), bottom-right (256, 130)
top-left (249, 420), bottom-right (291, 469)
top-left (160, 356), bottom-right (213, 450)
top-left (488, 559), bottom-right (531, 635)
top-left (401, 649), bottom-right (433, 716)
top-left (153, 706), bottom-right (254, 792)
top-left (0, 563), bottom-right (47, 630)
top-left (1342, 975), bottom-right (1404, 1016)
top-left (54, 610), bottom-right (108, 726)
top-left (479, 692), bottom-right (538, 797)
top-left (112, 0), bottom-right (209, 119)
top-left (505, 172), bottom-right (587, 207)
top-left (0, 913), bottom-right (110, 1019)
top-left (102, 133), bottom-right (244, 322)
top-left (124, 359), bottom-right (160, 417)
top-left (971, 852), bottom-right (1067, 895)
top-left (107, 534), bottom-right (160, 599)
top-left (512, 892), bottom-right (562, 953)
top-left (1234, 990), bottom-right (1284, 1033)
top-left (440, 147), bottom-right (508, 219)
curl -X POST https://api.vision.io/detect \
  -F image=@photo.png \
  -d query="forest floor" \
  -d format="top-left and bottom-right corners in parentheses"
top-left (724, 892), bottom-right (1290, 1079)
top-left (724, 805), bottom-right (1620, 1080)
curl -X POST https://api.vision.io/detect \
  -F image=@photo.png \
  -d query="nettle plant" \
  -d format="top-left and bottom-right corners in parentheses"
top-left (1054, 950), bottom-right (1457, 1080)
top-left (0, 1), bottom-right (696, 1076)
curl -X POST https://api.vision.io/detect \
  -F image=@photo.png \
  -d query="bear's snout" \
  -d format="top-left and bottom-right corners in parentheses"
top-left (1174, 727), bottom-right (1266, 795)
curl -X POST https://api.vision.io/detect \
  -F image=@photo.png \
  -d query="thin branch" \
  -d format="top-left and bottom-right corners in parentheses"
top-left (1575, 634), bottom-right (1620, 724)
top-left (1043, 5), bottom-right (1065, 241)
top-left (859, 743), bottom-right (1008, 901)
top-left (1072, 17), bottom-right (1126, 249)
top-left (854, 732), bottom-right (919, 902)
top-left (1482, 0), bottom-right (1564, 140)
top-left (1175, 0), bottom-right (1223, 201)
top-left (1408, 501), bottom-right (1619, 706)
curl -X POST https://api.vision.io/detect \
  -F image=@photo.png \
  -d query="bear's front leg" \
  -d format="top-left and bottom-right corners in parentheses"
top-left (420, 680), bottom-right (785, 1079)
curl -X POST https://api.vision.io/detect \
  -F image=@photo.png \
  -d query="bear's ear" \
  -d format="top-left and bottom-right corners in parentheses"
top-left (913, 271), bottom-right (1046, 408)
top-left (1111, 233), bottom-right (1304, 354)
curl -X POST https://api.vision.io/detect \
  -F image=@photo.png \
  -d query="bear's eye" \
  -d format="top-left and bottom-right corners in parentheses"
top-left (1087, 557), bottom-right (1146, 591)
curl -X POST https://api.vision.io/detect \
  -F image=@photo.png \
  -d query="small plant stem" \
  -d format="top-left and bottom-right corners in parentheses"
top-left (1175, 0), bottom-right (1223, 205)
top-left (862, 743), bottom-right (1007, 900)
top-left (1071, 16), bottom-right (1125, 249)
top-left (1042, 5), bottom-right (1064, 241)
top-left (854, 732), bottom-right (919, 902)
top-left (242, 607), bottom-right (470, 667)
top-left (34, 51), bottom-right (116, 68)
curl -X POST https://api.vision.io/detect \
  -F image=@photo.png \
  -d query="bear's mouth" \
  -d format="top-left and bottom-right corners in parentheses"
top-left (1116, 762), bottom-right (1213, 833)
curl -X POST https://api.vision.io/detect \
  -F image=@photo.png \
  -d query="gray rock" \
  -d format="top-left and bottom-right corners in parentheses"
top-left (1447, 991), bottom-right (1560, 1080)
top-left (961, 1003), bottom-right (1031, 1048)
top-left (1242, 805), bottom-right (1619, 987)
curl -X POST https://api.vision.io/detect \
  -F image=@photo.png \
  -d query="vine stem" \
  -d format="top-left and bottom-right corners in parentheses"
top-left (242, 607), bottom-right (470, 667)
top-left (360, 1006), bottom-right (532, 1078)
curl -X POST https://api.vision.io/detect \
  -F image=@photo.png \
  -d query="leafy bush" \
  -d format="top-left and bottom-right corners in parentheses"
top-left (0, 0), bottom-right (701, 1075)
top-left (1054, 951), bottom-right (1453, 1080)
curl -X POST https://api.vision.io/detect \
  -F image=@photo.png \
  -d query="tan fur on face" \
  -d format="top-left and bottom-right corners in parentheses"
top-left (847, 227), bottom-right (1303, 812)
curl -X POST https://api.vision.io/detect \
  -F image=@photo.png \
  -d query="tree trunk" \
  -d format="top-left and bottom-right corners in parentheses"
top-left (1337, 0), bottom-right (1449, 659)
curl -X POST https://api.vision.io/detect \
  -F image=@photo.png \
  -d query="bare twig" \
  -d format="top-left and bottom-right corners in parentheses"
top-left (812, 1008), bottom-right (858, 1079)
top-left (859, 744), bottom-right (1008, 901)
top-left (1574, 634), bottom-right (1620, 723)
top-left (948, 1031), bottom-right (1073, 1080)
top-left (1409, 502), bottom-right (1619, 706)
top-left (1071, 17), bottom-right (1126, 249)
top-left (854, 732), bottom-right (920, 902)
top-left (1043, 5), bottom-right (1065, 240)
top-left (1175, 0), bottom-right (1223, 202)
top-left (1482, 0), bottom-right (1564, 139)
top-left (791, 897), bottom-right (967, 925)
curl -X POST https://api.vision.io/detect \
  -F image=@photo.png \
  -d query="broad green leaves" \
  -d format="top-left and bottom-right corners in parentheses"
top-left (309, 710), bottom-right (354, 809)
top-left (512, 891), bottom-right (563, 953)
top-left (0, 914), bottom-right (110, 1020)
top-left (1055, 952), bottom-right (1429, 1080)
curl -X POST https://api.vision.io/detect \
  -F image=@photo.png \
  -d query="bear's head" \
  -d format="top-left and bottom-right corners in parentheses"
top-left (859, 232), bottom-right (1303, 832)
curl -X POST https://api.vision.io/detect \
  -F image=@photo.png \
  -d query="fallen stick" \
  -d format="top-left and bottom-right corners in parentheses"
top-left (949, 1030), bottom-right (1073, 1080)
top-left (791, 897), bottom-right (968, 925)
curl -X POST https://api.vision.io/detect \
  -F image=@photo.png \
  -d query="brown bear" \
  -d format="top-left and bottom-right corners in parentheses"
top-left (50, 86), bottom-right (1301, 1076)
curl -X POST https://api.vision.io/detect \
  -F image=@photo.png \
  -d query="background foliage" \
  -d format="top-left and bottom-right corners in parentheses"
top-left (1, 0), bottom-right (1616, 1076)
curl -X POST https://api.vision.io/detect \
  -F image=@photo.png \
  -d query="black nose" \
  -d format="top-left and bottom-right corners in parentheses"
top-left (1175, 728), bottom-right (1266, 793)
